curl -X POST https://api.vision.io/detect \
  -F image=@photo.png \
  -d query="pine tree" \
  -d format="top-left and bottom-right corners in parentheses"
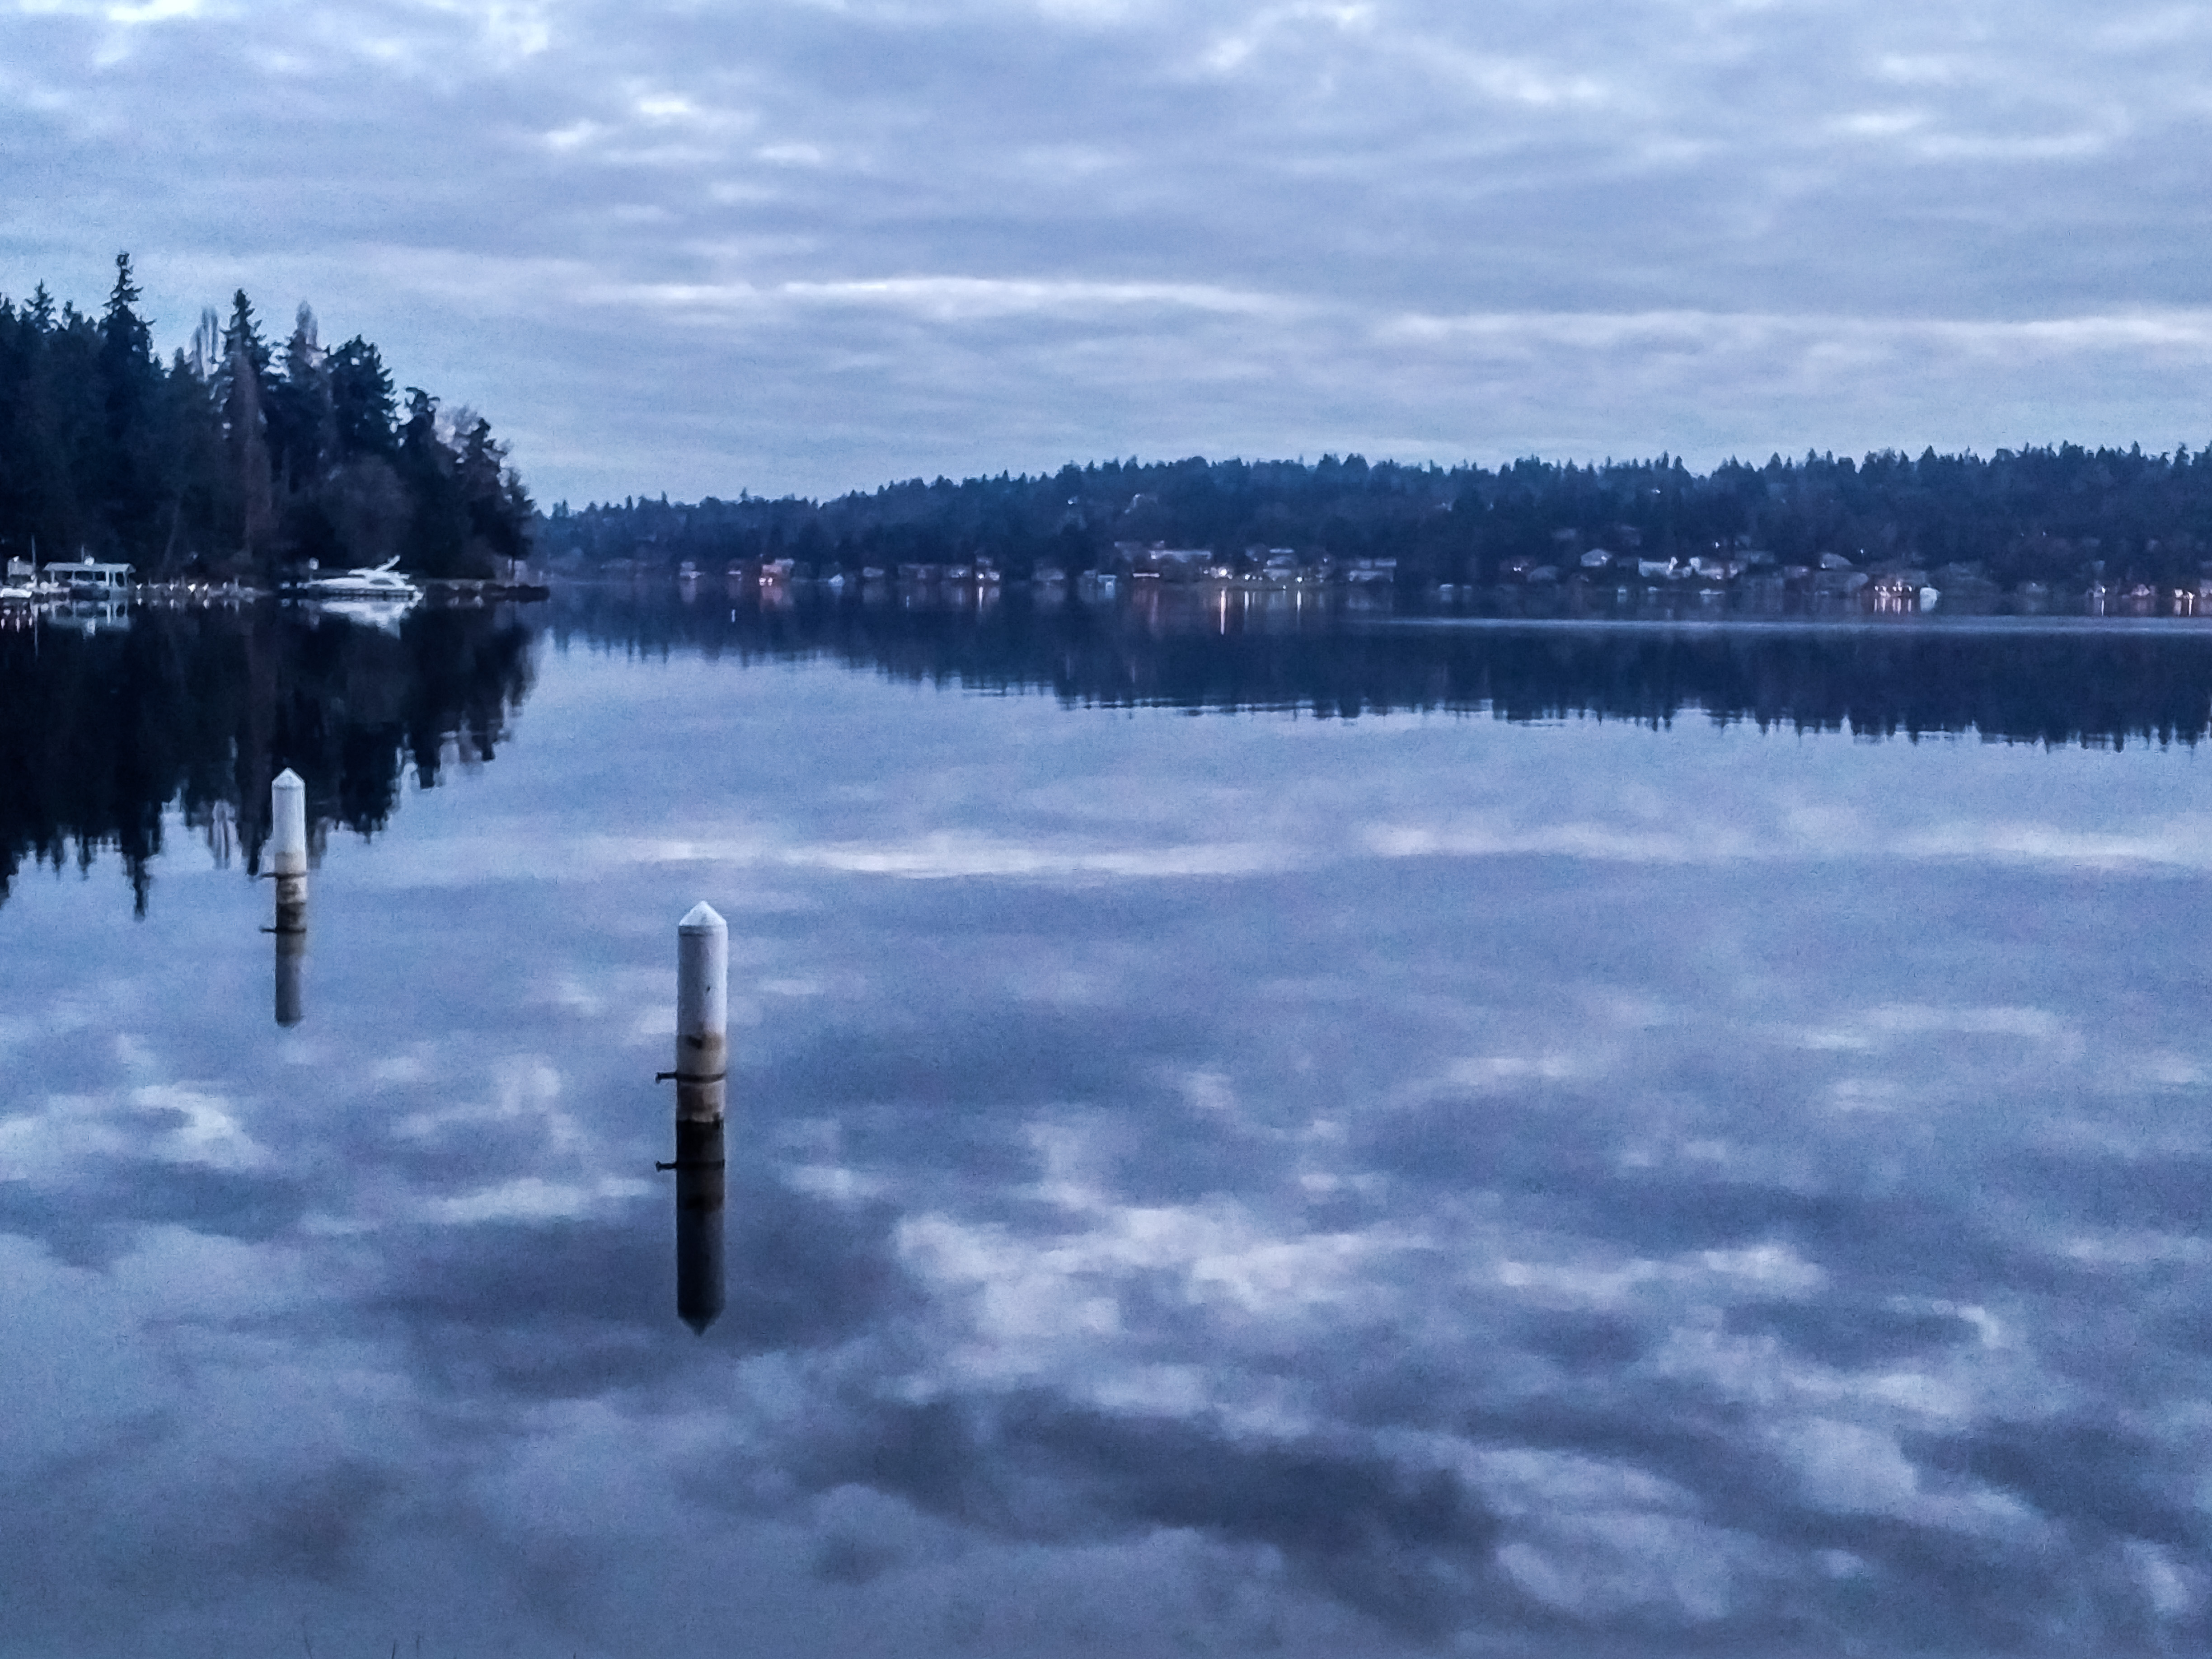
top-left (267, 303), bottom-right (333, 493)
top-left (98, 253), bottom-right (165, 561)
top-left (2, 284), bottom-right (100, 562)
top-left (397, 388), bottom-right (469, 577)
top-left (326, 337), bottom-right (396, 458)
top-left (0, 267), bottom-right (533, 578)
top-left (215, 291), bottom-right (276, 572)
top-left (457, 415), bottom-right (530, 569)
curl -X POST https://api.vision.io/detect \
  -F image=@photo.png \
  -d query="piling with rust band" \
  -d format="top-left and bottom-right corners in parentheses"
top-left (271, 769), bottom-right (308, 1026)
top-left (270, 768), bottom-right (308, 880)
top-left (676, 902), bottom-right (728, 1124)
top-left (675, 902), bottom-right (728, 1333)
top-left (271, 770), bottom-right (309, 932)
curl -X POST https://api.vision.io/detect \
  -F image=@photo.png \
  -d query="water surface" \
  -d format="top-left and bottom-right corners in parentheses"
top-left (5, 599), bottom-right (2211, 1657)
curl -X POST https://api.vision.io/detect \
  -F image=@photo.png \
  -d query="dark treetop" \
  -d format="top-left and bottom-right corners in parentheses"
top-left (535, 445), bottom-right (2212, 596)
top-left (0, 255), bottom-right (533, 584)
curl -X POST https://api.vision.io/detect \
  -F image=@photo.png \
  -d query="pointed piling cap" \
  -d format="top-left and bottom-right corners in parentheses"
top-left (273, 767), bottom-right (304, 790)
top-left (681, 1309), bottom-right (721, 1336)
top-left (679, 901), bottom-right (726, 935)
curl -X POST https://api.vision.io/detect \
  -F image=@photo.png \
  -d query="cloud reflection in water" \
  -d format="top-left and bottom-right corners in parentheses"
top-left (2, 629), bottom-right (2210, 1656)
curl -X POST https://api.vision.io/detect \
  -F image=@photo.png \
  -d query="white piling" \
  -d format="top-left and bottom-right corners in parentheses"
top-left (270, 769), bottom-right (308, 879)
top-left (269, 769), bottom-right (309, 1023)
top-left (675, 901), bottom-right (728, 1124)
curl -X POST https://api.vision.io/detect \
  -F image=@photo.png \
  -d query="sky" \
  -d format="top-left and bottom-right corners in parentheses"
top-left (5, 0), bottom-right (2212, 503)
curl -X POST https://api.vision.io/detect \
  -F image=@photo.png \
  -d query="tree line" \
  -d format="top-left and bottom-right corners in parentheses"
top-left (0, 255), bottom-right (533, 582)
top-left (537, 445), bottom-right (2212, 592)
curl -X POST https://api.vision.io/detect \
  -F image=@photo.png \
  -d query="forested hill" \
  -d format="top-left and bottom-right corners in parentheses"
top-left (0, 255), bottom-right (532, 582)
top-left (539, 445), bottom-right (2212, 593)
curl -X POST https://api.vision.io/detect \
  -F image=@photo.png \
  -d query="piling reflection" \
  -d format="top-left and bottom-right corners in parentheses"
top-left (272, 909), bottom-right (305, 1028)
top-left (673, 1118), bottom-right (726, 1334)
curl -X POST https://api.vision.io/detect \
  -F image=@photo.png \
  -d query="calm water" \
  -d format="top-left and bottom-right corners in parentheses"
top-left (5, 597), bottom-right (2212, 1657)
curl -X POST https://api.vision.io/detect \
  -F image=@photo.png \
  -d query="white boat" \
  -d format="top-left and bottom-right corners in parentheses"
top-left (286, 558), bottom-right (422, 603)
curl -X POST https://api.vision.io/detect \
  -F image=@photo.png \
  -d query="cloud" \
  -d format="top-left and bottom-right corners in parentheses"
top-left (1366, 809), bottom-right (2212, 872)
top-left (1917, 1417), bottom-right (2208, 1549)
top-left (5, 0), bottom-right (2212, 500)
top-left (785, 1391), bottom-right (1503, 1639)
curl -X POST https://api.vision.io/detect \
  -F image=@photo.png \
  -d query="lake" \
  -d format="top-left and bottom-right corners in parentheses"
top-left (5, 591), bottom-right (2211, 1657)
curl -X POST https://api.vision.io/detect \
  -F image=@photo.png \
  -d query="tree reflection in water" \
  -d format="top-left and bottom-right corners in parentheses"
top-left (16, 585), bottom-right (2212, 916)
top-left (558, 582), bottom-right (2212, 747)
top-left (0, 604), bottom-right (536, 914)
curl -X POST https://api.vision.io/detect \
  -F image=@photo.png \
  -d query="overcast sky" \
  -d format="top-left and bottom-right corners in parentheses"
top-left (5, 0), bottom-right (2212, 502)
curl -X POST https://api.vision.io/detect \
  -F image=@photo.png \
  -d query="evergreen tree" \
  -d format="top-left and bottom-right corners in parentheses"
top-left (326, 336), bottom-right (396, 459)
top-left (97, 253), bottom-right (165, 559)
top-left (215, 291), bottom-right (275, 572)
top-left (0, 287), bottom-right (102, 562)
top-left (266, 303), bottom-right (333, 494)
top-left (0, 261), bottom-right (534, 579)
top-left (396, 388), bottom-right (470, 577)
top-left (457, 415), bottom-right (531, 570)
